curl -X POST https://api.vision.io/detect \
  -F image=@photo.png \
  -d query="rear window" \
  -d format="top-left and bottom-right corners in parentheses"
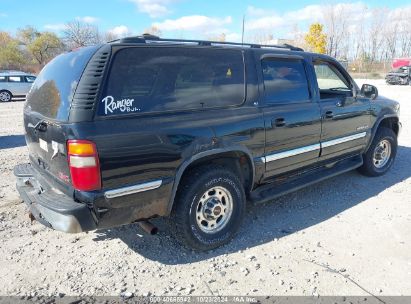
top-left (0, 76), bottom-right (6, 82)
top-left (25, 45), bottom-right (99, 121)
top-left (99, 47), bottom-right (245, 115)
top-left (262, 58), bottom-right (310, 104)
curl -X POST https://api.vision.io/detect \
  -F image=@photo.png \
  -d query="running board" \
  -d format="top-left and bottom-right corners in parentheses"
top-left (249, 155), bottom-right (363, 204)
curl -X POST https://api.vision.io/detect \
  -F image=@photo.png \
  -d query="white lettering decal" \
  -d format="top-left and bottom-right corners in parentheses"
top-left (101, 96), bottom-right (141, 115)
top-left (51, 141), bottom-right (59, 159)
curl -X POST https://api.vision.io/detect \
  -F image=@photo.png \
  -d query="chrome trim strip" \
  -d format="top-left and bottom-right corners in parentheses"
top-left (261, 132), bottom-right (367, 164)
top-left (104, 180), bottom-right (162, 199)
top-left (321, 132), bottom-right (366, 148)
top-left (264, 143), bottom-right (320, 163)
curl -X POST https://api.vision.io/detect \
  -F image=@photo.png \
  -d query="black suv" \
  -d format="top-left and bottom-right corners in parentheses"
top-left (14, 35), bottom-right (401, 250)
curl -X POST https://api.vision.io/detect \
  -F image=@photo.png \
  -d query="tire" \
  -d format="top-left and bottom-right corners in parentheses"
top-left (0, 90), bottom-right (12, 102)
top-left (169, 165), bottom-right (246, 251)
top-left (358, 127), bottom-right (397, 177)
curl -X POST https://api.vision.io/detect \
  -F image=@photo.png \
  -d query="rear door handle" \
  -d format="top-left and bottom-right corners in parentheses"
top-left (273, 118), bottom-right (286, 127)
top-left (325, 111), bottom-right (334, 119)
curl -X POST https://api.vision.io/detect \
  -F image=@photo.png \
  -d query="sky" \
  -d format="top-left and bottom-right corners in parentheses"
top-left (0, 0), bottom-right (410, 42)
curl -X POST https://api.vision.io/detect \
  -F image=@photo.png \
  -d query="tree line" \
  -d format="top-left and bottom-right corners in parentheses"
top-left (247, 5), bottom-right (410, 74)
top-left (321, 5), bottom-right (411, 63)
top-left (293, 4), bottom-right (411, 73)
top-left (1, 5), bottom-right (410, 74)
top-left (0, 27), bottom-right (62, 71)
top-left (0, 21), bottom-right (161, 72)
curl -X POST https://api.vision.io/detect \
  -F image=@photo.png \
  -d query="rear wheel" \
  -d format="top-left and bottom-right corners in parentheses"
top-left (0, 90), bottom-right (12, 102)
top-left (170, 165), bottom-right (246, 251)
top-left (358, 127), bottom-right (397, 177)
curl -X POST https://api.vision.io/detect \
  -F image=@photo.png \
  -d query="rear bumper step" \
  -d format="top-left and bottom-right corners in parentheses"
top-left (14, 163), bottom-right (97, 233)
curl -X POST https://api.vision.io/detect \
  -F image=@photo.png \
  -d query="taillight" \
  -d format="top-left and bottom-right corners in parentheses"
top-left (67, 140), bottom-right (101, 191)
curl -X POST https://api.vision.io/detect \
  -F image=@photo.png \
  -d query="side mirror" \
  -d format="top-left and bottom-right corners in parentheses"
top-left (361, 84), bottom-right (378, 100)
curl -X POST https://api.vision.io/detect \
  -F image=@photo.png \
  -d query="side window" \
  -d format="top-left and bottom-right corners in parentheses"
top-left (8, 76), bottom-right (23, 82)
top-left (261, 58), bottom-right (310, 104)
top-left (313, 62), bottom-right (352, 99)
top-left (100, 47), bottom-right (245, 116)
top-left (25, 76), bottom-right (36, 83)
top-left (0, 76), bottom-right (7, 82)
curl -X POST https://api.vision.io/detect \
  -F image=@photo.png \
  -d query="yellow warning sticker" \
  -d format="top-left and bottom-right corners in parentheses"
top-left (226, 68), bottom-right (232, 77)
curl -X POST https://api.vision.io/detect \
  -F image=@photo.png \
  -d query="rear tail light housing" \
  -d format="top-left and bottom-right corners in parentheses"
top-left (67, 140), bottom-right (101, 191)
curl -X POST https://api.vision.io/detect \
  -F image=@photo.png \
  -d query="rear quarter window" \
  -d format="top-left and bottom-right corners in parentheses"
top-left (99, 47), bottom-right (245, 116)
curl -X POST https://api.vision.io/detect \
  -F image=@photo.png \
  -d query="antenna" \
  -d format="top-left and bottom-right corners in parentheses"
top-left (241, 15), bottom-right (245, 45)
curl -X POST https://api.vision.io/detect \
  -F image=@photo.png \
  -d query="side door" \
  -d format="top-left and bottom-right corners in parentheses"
top-left (7, 75), bottom-right (25, 96)
top-left (257, 54), bottom-right (322, 179)
top-left (312, 59), bottom-right (371, 161)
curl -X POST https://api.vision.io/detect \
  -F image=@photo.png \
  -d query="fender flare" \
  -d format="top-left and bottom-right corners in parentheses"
top-left (166, 147), bottom-right (256, 214)
top-left (366, 114), bottom-right (400, 151)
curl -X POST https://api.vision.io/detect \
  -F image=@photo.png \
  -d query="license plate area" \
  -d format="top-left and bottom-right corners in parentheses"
top-left (39, 138), bottom-right (48, 152)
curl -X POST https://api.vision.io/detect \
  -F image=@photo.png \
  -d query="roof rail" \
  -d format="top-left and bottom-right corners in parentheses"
top-left (114, 34), bottom-right (304, 51)
top-left (0, 70), bottom-right (29, 75)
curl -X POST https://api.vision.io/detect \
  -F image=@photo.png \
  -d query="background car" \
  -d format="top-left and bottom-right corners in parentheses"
top-left (0, 71), bottom-right (37, 102)
top-left (385, 65), bottom-right (411, 85)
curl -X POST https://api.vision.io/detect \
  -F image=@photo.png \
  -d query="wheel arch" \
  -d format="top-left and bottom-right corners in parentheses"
top-left (166, 147), bottom-right (255, 214)
top-left (366, 114), bottom-right (400, 152)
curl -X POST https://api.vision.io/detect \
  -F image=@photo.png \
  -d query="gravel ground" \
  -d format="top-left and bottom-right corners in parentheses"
top-left (0, 79), bottom-right (410, 297)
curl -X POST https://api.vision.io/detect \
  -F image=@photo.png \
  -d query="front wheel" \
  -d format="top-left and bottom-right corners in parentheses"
top-left (170, 165), bottom-right (246, 251)
top-left (358, 127), bottom-right (397, 177)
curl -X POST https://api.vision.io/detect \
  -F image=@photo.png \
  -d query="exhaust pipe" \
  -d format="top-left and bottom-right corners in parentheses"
top-left (138, 221), bottom-right (158, 235)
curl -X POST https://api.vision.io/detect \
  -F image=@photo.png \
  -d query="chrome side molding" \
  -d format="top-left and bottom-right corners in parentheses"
top-left (321, 132), bottom-right (366, 148)
top-left (104, 180), bottom-right (162, 199)
top-left (263, 132), bottom-right (367, 163)
top-left (264, 143), bottom-right (320, 163)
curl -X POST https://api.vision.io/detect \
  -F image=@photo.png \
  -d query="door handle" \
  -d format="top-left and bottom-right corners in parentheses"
top-left (325, 111), bottom-right (334, 119)
top-left (273, 118), bottom-right (286, 127)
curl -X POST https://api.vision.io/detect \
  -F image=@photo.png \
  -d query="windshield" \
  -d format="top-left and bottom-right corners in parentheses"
top-left (25, 45), bottom-right (100, 121)
top-left (392, 66), bottom-right (409, 73)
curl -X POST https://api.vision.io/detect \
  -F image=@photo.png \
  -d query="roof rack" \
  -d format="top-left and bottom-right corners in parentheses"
top-left (114, 34), bottom-right (304, 51)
